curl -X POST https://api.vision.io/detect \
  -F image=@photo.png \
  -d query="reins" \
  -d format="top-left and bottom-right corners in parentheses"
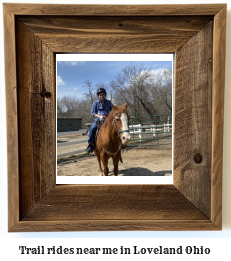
top-left (98, 111), bottom-right (130, 156)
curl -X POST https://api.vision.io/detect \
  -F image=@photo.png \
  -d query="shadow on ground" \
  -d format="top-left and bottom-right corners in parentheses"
top-left (112, 167), bottom-right (172, 176)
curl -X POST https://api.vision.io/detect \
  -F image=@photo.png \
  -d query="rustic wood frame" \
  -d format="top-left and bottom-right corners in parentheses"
top-left (4, 4), bottom-right (226, 232)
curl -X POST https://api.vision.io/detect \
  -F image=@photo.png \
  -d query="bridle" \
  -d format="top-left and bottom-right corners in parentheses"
top-left (112, 111), bottom-right (130, 137)
top-left (98, 111), bottom-right (130, 155)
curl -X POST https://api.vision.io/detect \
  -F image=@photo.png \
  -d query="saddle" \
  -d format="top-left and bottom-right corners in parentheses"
top-left (96, 117), bottom-right (106, 130)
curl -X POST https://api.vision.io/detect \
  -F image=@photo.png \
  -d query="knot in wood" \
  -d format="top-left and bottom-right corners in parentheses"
top-left (194, 153), bottom-right (203, 164)
top-left (40, 90), bottom-right (52, 99)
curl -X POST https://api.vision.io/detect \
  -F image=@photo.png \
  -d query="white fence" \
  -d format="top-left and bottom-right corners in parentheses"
top-left (129, 123), bottom-right (172, 141)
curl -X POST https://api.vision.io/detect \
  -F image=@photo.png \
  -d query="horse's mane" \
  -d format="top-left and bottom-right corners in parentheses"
top-left (102, 104), bottom-right (127, 130)
top-left (102, 109), bottom-right (114, 130)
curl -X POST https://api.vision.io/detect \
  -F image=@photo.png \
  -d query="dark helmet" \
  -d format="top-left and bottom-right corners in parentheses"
top-left (97, 88), bottom-right (107, 97)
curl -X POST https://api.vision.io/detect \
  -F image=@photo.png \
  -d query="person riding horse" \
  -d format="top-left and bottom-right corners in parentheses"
top-left (86, 87), bottom-right (112, 153)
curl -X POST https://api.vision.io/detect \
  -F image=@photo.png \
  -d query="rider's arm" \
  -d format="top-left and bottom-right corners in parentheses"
top-left (91, 101), bottom-right (98, 116)
top-left (94, 114), bottom-right (104, 120)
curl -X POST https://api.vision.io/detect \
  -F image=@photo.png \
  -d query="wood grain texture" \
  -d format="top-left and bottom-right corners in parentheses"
top-left (174, 22), bottom-right (213, 218)
top-left (16, 19), bottom-right (56, 218)
top-left (3, 4), bottom-right (20, 231)
top-left (13, 185), bottom-right (218, 231)
top-left (3, 3), bottom-right (225, 16)
top-left (22, 185), bottom-right (207, 221)
top-left (211, 5), bottom-right (226, 228)
top-left (11, 220), bottom-right (218, 232)
top-left (17, 16), bottom-right (213, 53)
top-left (4, 3), bottom-right (226, 231)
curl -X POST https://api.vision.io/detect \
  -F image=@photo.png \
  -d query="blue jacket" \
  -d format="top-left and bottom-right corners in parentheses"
top-left (91, 99), bottom-right (112, 116)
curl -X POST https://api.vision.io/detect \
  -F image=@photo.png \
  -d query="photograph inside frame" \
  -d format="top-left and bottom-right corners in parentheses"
top-left (56, 54), bottom-right (173, 185)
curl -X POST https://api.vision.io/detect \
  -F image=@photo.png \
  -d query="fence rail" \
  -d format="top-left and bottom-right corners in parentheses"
top-left (84, 114), bottom-right (172, 147)
top-left (128, 114), bottom-right (172, 147)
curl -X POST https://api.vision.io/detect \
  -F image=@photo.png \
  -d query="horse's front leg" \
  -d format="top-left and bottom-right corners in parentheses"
top-left (101, 153), bottom-right (109, 176)
top-left (96, 155), bottom-right (103, 176)
top-left (113, 155), bottom-right (120, 176)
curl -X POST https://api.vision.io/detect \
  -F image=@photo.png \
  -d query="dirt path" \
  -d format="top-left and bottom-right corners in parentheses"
top-left (57, 144), bottom-right (172, 176)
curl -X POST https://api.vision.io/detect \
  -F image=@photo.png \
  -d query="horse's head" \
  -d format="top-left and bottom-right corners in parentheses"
top-left (112, 102), bottom-right (131, 145)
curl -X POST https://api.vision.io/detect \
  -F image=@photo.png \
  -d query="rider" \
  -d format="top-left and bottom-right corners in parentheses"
top-left (86, 87), bottom-right (112, 153)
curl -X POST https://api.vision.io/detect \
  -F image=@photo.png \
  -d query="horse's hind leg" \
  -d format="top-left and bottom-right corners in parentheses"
top-left (96, 155), bottom-right (103, 176)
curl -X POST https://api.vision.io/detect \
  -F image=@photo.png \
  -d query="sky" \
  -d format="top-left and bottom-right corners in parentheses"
top-left (56, 54), bottom-right (173, 99)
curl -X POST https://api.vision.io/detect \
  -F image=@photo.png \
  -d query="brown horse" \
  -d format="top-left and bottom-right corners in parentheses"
top-left (94, 102), bottom-right (131, 176)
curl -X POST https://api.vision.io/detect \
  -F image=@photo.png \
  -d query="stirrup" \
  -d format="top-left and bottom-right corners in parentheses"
top-left (86, 143), bottom-right (94, 153)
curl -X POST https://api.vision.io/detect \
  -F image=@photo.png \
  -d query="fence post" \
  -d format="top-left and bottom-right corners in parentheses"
top-left (164, 123), bottom-right (170, 133)
top-left (138, 124), bottom-right (143, 142)
top-left (151, 124), bottom-right (156, 138)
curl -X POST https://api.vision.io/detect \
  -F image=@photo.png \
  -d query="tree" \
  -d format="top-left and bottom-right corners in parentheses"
top-left (57, 96), bottom-right (79, 118)
top-left (148, 69), bottom-right (172, 115)
top-left (112, 63), bottom-right (160, 120)
top-left (82, 80), bottom-right (95, 105)
top-left (57, 63), bottom-right (173, 127)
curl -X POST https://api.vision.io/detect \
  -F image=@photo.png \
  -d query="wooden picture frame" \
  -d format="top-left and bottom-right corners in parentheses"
top-left (4, 3), bottom-right (226, 231)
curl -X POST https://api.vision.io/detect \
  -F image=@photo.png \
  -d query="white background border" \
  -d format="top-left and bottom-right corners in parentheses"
top-left (0, 1), bottom-right (230, 258)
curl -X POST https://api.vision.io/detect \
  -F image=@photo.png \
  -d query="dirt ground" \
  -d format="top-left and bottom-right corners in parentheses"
top-left (57, 143), bottom-right (172, 176)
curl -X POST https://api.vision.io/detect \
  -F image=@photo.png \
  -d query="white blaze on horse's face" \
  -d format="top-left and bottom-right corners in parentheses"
top-left (120, 113), bottom-right (131, 145)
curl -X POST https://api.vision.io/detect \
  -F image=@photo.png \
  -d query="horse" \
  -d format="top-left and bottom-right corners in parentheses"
top-left (94, 102), bottom-right (131, 176)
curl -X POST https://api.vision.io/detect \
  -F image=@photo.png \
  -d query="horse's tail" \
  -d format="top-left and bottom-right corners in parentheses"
top-left (120, 155), bottom-right (123, 163)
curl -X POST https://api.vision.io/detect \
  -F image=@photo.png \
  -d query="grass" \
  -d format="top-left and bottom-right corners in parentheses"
top-left (57, 151), bottom-right (90, 163)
